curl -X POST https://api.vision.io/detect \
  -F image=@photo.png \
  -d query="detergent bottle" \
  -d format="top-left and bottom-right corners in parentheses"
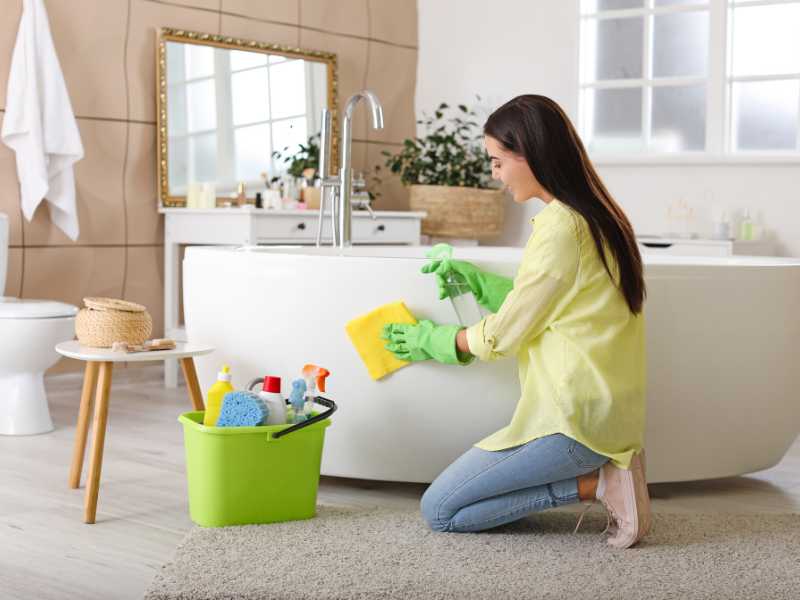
top-left (257, 376), bottom-right (288, 425)
top-left (204, 365), bottom-right (234, 426)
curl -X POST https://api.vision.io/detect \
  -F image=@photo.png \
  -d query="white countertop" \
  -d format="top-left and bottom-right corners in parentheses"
top-left (158, 207), bottom-right (427, 218)
top-left (637, 235), bottom-right (765, 245)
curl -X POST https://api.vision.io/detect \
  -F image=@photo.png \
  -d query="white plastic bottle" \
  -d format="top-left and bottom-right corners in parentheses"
top-left (739, 209), bottom-right (754, 241)
top-left (258, 376), bottom-right (288, 425)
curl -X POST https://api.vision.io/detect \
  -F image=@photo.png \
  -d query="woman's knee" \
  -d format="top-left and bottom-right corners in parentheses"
top-left (420, 484), bottom-right (451, 532)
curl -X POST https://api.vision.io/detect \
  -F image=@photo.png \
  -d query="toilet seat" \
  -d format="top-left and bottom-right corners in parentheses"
top-left (0, 297), bottom-right (78, 319)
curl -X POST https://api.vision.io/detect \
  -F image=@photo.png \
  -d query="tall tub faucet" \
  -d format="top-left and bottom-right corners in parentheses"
top-left (316, 91), bottom-right (384, 248)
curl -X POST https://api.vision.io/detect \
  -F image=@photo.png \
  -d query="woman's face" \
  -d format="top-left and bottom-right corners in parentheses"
top-left (484, 135), bottom-right (552, 204)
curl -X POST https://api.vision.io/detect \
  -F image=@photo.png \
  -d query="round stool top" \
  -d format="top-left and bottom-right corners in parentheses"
top-left (55, 340), bottom-right (214, 362)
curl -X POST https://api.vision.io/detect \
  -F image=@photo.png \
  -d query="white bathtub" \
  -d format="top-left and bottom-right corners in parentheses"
top-left (183, 245), bottom-right (800, 484)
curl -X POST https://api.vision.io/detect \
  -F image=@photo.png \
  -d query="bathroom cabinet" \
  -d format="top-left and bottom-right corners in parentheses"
top-left (637, 236), bottom-right (774, 257)
top-left (159, 207), bottom-right (426, 387)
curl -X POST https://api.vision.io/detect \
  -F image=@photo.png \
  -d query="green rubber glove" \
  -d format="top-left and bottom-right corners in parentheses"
top-left (380, 320), bottom-right (471, 365)
top-left (421, 257), bottom-right (514, 313)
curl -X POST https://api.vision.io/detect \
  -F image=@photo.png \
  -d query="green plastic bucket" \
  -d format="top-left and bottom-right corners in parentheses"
top-left (178, 396), bottom-right (335, 527)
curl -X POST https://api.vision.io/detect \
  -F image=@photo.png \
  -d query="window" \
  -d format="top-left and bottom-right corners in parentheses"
top-left (729, 1), bottom-right (800, 151)
top-left (579, 0), bottom-right (800, 159)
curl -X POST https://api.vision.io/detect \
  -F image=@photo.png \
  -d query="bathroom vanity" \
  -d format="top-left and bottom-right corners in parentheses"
top-left (160, 207), bottom-right (426, 386)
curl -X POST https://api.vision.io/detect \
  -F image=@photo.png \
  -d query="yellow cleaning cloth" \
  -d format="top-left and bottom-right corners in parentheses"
top-left (345, 301), bottom-right (418, 380)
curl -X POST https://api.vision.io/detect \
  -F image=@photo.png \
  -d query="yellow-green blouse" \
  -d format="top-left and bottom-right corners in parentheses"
top-left (465, 198), bottom-right (646, 469)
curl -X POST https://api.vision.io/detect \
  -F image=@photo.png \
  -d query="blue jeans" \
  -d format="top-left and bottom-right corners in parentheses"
top-left (420, 433), bottom-right (610, 533)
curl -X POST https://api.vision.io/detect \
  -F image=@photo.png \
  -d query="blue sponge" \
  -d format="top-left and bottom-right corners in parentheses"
top-left (215, 391), bottom-right (269, 427)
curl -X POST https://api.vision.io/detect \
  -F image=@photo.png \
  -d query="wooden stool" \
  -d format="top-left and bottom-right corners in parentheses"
top-left (55, 341), bottom-right (214, 524)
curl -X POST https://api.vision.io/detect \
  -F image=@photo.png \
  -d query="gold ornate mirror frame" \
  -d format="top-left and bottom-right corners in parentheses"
top-left (156, 27), bottom-right (339, 207)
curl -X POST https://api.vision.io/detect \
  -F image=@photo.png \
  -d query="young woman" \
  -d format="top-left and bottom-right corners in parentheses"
top-left (382, 94), bottom-right (651, 549)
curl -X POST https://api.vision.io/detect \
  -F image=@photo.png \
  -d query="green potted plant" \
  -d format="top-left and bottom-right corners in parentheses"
top-left (382, 101), bottom-right (505, 239)
top-left (272, 133), bottom-right (322, 208)
top-left (272, 133), bottom-right (320, 178)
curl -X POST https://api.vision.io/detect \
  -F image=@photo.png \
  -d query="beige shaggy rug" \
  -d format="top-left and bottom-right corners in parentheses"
top-left (145, 505), bottom-right (800, 599)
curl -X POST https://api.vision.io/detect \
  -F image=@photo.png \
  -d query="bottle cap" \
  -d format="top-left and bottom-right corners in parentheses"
top-left (217, 365), bottom-right (232, 382)
top-left (262, 376), bottom-right (281, 393)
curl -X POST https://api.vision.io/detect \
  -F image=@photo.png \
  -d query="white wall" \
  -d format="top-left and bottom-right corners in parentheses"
top-left (416, 0), bottom-right (800, 256)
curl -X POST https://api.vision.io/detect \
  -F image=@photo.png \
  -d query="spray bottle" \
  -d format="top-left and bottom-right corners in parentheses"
top-left (425, 243), bottom-right (486, 325)
top-left (301, 364), bottom-right (330, 420)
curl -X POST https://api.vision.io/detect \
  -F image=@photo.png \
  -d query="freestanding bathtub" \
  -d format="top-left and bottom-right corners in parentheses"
top-left (183, 245), bottom-right (800, 484)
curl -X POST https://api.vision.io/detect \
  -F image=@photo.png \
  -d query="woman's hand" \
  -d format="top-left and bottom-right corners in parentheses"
top-left (381, 320), bottom-right (471, 365)
top-left (420, 258), bottom-right (476, 300)
top-left (421, 259), bottom-right (514, 313)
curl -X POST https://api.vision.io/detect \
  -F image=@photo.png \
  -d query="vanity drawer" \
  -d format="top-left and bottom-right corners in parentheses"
top-left (252, 215), bottom-right (321, 242)
top-left (637, 241), bottom-right (730, 257)
top-left (249, 213), bottom-right (420, 244)
top-left (352, 217), bottom-right (420, 244)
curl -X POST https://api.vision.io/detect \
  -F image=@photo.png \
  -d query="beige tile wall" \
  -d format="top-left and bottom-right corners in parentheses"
top-left (0, 0), bottom-right (418, 372)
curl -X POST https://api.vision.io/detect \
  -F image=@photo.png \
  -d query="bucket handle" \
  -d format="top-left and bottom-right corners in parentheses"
top-left (270, 396), bottom-right (337, 440)
top-left (245, 378), bottom-right (336, 440)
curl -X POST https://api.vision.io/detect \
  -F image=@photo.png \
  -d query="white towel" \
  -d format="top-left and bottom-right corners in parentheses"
top-left (1, 0), bottom-right (83, 241)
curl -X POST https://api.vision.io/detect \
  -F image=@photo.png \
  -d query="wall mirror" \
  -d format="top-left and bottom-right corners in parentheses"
top-left (157, 28), bottom-right (337, 207)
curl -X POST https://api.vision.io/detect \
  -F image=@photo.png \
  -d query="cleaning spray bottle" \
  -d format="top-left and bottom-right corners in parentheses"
top-left (204, 365), bottom-right (234, 426)
top-left (301, 364), bottom-right (330, 421)
top-left (425, 243), bottom-right (486, 325)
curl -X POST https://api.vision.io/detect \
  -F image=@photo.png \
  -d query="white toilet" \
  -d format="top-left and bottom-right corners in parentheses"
top-left (0, 213), bottom-right (78, 435)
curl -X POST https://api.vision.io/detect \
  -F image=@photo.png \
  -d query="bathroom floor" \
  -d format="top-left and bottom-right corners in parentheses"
top-left (1, 365), bottom-right (798, 600)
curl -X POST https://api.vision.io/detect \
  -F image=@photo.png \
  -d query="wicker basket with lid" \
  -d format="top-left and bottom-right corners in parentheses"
top-left (75, 297), bottom-right (153, 348)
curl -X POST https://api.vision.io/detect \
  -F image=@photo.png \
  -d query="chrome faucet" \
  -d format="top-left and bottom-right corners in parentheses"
top-left (316, 90), bottom-right (384, 248)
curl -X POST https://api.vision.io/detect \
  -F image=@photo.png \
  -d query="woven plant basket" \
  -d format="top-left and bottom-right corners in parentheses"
top-left (409, 185), bottom-right (505, 239)
top-left (75, 297), bottom-right (152, 348)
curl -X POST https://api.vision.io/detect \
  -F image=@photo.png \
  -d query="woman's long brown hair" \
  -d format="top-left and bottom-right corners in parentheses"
top-left (484, 94), bottom-right (646, 314)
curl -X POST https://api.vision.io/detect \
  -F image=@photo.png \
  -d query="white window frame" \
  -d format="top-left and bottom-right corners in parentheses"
top-left (579, 0), bottom-right (800, 165)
